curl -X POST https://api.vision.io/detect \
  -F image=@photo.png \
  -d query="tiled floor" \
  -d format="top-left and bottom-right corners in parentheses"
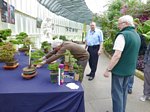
top-left (82, 53), bottom-right (150, 112)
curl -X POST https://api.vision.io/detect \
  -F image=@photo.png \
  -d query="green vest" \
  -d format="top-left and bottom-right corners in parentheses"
top-left (112, 26), bottom-right (141, 76)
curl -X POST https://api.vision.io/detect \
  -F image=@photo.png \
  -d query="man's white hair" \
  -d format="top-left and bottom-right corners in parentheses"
top-left (51, 39), bottom-right (63, 48)
top-left (119, 15), bottom-right (135, 27)
top-left (90, 21), bottom-right (96, 26)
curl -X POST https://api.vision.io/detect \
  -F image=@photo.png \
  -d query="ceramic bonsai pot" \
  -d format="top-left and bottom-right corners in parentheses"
top-left (50, 70), bottom-right (58, 83)
top-left (3, 60), bottom-right (19, 69)
top-left (22, 66), bottom-right (37, 79)
top-left (5, 60), bottom-right (18, 66)
top-left (19, 47), bottom-right (29, 52)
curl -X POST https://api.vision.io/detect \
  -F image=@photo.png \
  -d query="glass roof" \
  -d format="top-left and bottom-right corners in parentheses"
top-left (37, 0), bottom-right (93, 24)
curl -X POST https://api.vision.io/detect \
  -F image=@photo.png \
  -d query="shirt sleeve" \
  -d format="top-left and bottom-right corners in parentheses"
top-left (98, 29), bottom-right (104, 42)
top-left (113, 34), bottom-right (125, 51)
top-left (46, 47), bottom-right (66, 63)
top-left (100, 30), bottom-right (104, 42)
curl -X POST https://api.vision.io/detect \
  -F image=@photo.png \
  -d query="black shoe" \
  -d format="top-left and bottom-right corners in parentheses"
top-left (88, 77), bottom-right (94, 81)
top-left (128, 89), bottom-right (132, 94)
top-left (86, 74), bottom-right (91, 77)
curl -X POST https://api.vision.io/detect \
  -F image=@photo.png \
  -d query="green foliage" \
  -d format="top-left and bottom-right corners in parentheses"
top-left (0, 42), bottom-right (16, 62)
top-left (59, 35), bottom-right (67, 41)
top-left (31, 50), bottom-right (45, 60)
top-left (93, 0), bottom-right (150, 53)
top-left (137, 20), bottom-right (150, 43)
top-left (104, 38), bottom-right (114, 55)
top-left (14, 32), bottom-right (32, 48)
top-left (53, 36), bottom-right (58, 40)
top-left (47, 63), bottom-right (59, 71)
top-left (64, 50), bottom-right (77, 65)
top-left (41, 41), bottom-right (51, 50)
top-left (0, 29), bottom-right (12, 42)
top-left (74, 64), bottom-right (83, 81)
top-left (16, 32), bottom-right (28, 40)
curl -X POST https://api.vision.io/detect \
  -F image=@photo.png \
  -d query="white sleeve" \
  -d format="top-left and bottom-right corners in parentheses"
top-left (113, 34), bottom-right (125, 51)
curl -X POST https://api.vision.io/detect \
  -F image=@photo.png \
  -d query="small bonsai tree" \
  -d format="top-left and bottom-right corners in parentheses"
top-left (59, 35), bottom-right (67, 41)
top-left (74, 64), bottom-right (83, 82)
top-left (41, 41), bottom-right (51, 53)
top-left (0, 29), bottom-right (12, 45)
top-left (48, 63), bottom-right (59, 72)
top-left (31, 50), bottom-right (45, 65)
top-left (16, 32), bottom-right (32, 48)
top-left (0, 42), bottom-right (16, 62)
top-left (52, 35), bottom-right (58, 40)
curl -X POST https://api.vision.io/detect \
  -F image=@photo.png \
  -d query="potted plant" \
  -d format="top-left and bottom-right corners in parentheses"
top-left (15, 32), bottom-right (32, 52)
top-left (31, 50), bottom-right (45, 66)
top-left (0, 42), bottom-right (19, 69)
top-left (59, 35), bottom-right (67, 41)
top-left (22, 66), bottom-right (37, 79)
top-left (74, 64), bottom-right (83, 82)
top-left (47, 63), bottom-right (59, 83)
top-left (64, 50), bottom-right (71, 63)
top-left (41, 41), bottom-right (51, 53)
top-left (22, 45), bottom-right (37, 79)
top-left (0, 29), bottom-right (12, 42)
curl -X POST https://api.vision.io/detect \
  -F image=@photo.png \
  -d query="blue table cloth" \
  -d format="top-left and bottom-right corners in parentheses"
top-left (0, 53), bottom-right (85, 112)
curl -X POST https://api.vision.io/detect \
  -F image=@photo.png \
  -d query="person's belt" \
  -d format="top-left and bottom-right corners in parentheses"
top-left (88, 45), bottom-right (100, 48)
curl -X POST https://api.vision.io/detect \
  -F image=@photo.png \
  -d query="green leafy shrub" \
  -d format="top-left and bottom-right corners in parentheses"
top-left (41, 41), bottom-right (51, 50)
top-left (104, 38), bottom-right (114, 55)
top-left (53, 36), bottom-right (58, 40)
top-left (48, 63), bottom-right (59, 71)
top-left (0, 42), bottom-right (16, 62)
top-left (31, 50), bottom-right (45, 60)
top-left (0, 29), bottom-right (12, 42)
top-left (59, 35), bottom-right (67, 41)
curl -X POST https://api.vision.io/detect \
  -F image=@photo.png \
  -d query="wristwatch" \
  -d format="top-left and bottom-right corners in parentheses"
top-left (107, 68), bottom-right (112, 72)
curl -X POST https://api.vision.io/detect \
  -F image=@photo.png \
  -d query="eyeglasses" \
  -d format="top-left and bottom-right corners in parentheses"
top-left (118, 22), bottom-right (126, 25)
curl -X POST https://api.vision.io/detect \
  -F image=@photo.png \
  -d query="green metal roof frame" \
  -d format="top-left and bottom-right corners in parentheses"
top-left (37, 0), bottom-right (93, 24)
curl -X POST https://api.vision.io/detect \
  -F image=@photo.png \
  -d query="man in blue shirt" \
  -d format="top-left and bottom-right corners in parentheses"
top-left (85, 22), bottom-right (103, 81)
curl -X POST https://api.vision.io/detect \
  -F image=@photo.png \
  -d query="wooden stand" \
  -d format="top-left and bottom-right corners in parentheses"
top-left (3, 63), bottom-right (19, 69)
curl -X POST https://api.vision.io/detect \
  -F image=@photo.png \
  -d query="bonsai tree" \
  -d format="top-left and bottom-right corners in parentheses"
top-left (31, 50), bottom-right (45, 65)
top-left (41, 41), bottom-right (51, 53)
top-left (52, 35), bottom-right (58, 40)
top-left (15, 32), bottom-right (32, 52)
top-left (74, 64), bottom-right (83, 82)
top-left (64, 50), bottom-right (71, 63)
top-left (0, 29), bottom-right (12, 46)
top-left (59, 35), bottom-right (67, 41)
top-left (48, 63), bottom-right (59, 83)
top-left (48, 63), bottom-right (59, 72)
top-left (0, 42), bottom-right (17, 65)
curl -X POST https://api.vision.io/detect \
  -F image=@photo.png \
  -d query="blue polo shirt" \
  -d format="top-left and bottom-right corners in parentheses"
top-left (86, 28), bottom-right (103, 46)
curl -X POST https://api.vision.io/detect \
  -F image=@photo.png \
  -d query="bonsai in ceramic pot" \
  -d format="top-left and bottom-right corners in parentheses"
top-left (31, 50), bottom-right (45, 66)
top-left (15, 32), bottom-right (32, 52)
top-left (0, 42), bottom-right (18, 69)
top-left (48, 63), bottom-right (59, 83)
top-left (22, 66), bottom-right (37, 79)
top-left (22, 45), bottom-right (37, 79)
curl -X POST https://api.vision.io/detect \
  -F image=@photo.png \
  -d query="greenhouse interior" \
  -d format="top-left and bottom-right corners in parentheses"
top-left (0, 0), bottom-right (150, 112)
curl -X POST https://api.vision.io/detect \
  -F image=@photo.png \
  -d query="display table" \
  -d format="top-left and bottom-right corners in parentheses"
top-left (0, 53), bottom-right (85, 112)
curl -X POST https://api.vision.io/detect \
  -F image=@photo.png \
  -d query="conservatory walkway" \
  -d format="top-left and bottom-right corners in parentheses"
top-left (82, 52), bottom-right (150, 112)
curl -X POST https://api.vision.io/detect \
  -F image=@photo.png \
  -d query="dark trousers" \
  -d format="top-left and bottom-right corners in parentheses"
top-left (112, 74), bottom-right (130, 112)
top-left (87, 45), bottom-right (100, 78)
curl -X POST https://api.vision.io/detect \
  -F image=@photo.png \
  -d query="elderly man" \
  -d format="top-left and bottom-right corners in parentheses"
top-left (85, 22), bottom-right (103, 81)
top-left (37, 39), bottom-right (89, 82)
top-left (104, 15), bottom-right (141, 112)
